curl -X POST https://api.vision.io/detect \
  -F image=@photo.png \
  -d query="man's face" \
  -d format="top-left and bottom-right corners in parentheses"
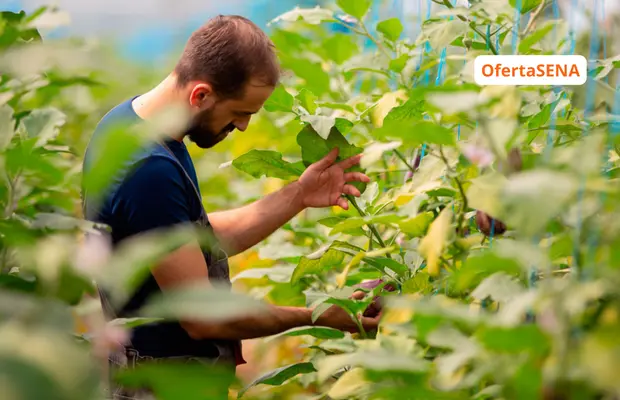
top-left (186, 80), bottom-right (274, 149)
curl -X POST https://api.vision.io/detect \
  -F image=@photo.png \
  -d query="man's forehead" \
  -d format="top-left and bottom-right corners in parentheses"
top-left (227, 83), bottom-right (274, 112)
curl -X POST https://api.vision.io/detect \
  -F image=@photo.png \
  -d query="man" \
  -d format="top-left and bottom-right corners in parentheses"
top-left (82, 14), bottom-right (381, 399)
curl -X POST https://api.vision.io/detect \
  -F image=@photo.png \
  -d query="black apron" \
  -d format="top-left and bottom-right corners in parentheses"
top-left (83, 142), bottom-right (240, 398)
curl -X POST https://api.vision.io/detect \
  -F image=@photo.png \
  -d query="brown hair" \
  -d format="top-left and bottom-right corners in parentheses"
top-left (173, 15), bottom-right (280, 99)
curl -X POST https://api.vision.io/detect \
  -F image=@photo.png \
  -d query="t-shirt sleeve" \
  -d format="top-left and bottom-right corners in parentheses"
top-left (115, 156), bottom-right (192, 235)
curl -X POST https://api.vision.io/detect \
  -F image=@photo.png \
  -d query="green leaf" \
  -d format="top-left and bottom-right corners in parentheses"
top-left (378, 121), bottom-right (455, 147)
top-left (268, 326), bottom-right (345, 341)
top-left (263, 84), bottom-right (294, 112)
top-left (336, 0), bottom-right (372, 19)
top-left (398, 212), bottom-right (434, 237)
top-left (402, 273), bottom-right (433, 295)
top-left (231, 265), bottom-right (295, 283)
top-left (418, 208), bottom-right (453, 277)
top-left (476, 325), bottom-right (550, 357)
top-left (0, 356), bottom-right (67, 400)
top-left (518, 21), bottom-right (556, 53)
top-left (389, 54), bottom-right (408, 73)
top-left (451, 252), bottom-right (524, 293)
top-left (291, 248), bottom-right (346, 284)
top-left (316, 350), bottom-right (429, 382)
top-left (322, 33), bottom-right (358, 64)
top-left (318, 217), bottom-right (346, 227)
top-left (330, 214), bottom-right (403, 235)
top-left (281, 57), bottom-right (330, 96)
top-left (296, 124), bottom-right (366, 193)
top-left (139, 283), bottom-right (267, 322)
top-left (317, 102), bottom-right (355, 113)
top-left (232, 149), bottom-right (304, 180)
top-left (418, 18), bottom-right (468, 49)
top-left (500, 170), bottom-right (578, 236)
top-left (471, 273), bottom-right (525, 303)
top-left (269, 7), bottom-right (335, 25)
top-left (239, 362), bottom-right (316, 398)
top-left (509, 0), bottom-right (542, 14)
top-left (300, 115), bottom-right (336, 140)
top-left (296, 89), bottom-right (318, 114)
top-left (360, 141), bottom-right (402, 169)
top-left (376, 18), bottom-right (403, 41)
top-left (0, 104), bottom-right (15, 150)
top-left (108, 317), bottom-right (164, 329)
top-left (20, 107), bottom-right (66, 147)
top-left (328, 367), bottom-right (369, 399)
top-left (117, 362), bottom-right (237, 400)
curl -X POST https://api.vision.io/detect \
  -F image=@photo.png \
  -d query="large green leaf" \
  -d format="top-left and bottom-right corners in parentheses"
top-left (321, 33), bottom-right (358, 65)
top-left (376, 18), bottom-right (404, 41)
top-left (296, 124), bottom-right (366, 193)
top-left (291, 248), bottom-right (346, 284)
top-left (518, 20), bottom-right (556, 53)
top-left (239, 362), bottom-right (316, 398)
top-left (316, 349), bottom-right (429, 382)
top-left (300, 115), bottom-right (336, 140)
top-left (476, 325), bottom-right (550, 358)
top-left (139, 283), bottom-right (267, 322)
top-left (500, 170), bottom-right (579, 236)
top-left (330, 214), bottom-right (403, 235)
top-left (268, 325), bottom-right (345, 341)
top-left (399, 212), bottom-right (434, 238)
top-left (336, 0), bottom-right (372, 19)
top-left (377, 121), bottom-right (455, 147)
top-left (232, 149), bottom-right (304, 180)
top-left (0, 104), bottom-right (15, 150)
top-left (116, 362), bottom-right (237, 400)
top-left (296, 89), bottom-right (318, 114)
top-left (263, 84), bottom-right (294, 113)
top-left (20, 107), bottom-right (66, 147)
top-left (509, 0), bottom-right (542, 14)
top-left (269, 7), bottom-right (335, 25)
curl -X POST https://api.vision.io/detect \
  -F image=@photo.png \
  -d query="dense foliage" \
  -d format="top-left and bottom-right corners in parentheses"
top-left (2, 1), bottom-right (620, 399)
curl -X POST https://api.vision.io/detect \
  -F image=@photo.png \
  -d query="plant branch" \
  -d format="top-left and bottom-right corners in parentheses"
top-left (521, 0), bottom-right (548, 39)
top-left (438, 146), bottom-right (469, 234)
top-left (441, 0), bottom-right (499, 55)
top-left (347, 195), bottom-right (390, 253)
top-left (394, 149), bottom-right (416, 173)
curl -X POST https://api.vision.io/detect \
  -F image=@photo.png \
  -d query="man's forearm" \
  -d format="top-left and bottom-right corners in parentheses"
top-left (208, 181), bottom-right (305, 256)
top-left (182, 304), bottom-right (313, 340)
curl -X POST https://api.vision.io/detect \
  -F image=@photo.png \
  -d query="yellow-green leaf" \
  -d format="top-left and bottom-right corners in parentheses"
top-left (418, 208), bottom-right (453, 276)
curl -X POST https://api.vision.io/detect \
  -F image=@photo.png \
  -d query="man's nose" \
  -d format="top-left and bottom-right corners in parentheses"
top-left (234, 116), bottom-right (251, 132)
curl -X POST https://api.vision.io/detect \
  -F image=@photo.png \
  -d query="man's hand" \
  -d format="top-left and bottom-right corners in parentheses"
top-left (297, 148), bottom-right (370, 211)
top-left (314, 289), bottom-right (382, 334)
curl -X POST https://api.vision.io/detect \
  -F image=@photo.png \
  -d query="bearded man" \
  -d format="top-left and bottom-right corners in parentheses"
top-left (82, 15), bottom-right (380, 399)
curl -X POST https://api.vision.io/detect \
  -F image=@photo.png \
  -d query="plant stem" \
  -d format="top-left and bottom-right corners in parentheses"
top-left (353, 314), bottom-right (368, 339)
top-left (394, 149), bottom-right (415, 173)
top-left (521, 0), bottom-right (548, 39)
top-left (438, 146), bottom-right (469, 234)
top-left (347, 195), bottom-right (390, 252)
top-left (441, 0), bottom-right (499, 55)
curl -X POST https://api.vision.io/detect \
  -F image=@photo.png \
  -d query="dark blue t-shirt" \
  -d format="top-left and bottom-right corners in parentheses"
top-left (83, 97), bottom-right (219, 359)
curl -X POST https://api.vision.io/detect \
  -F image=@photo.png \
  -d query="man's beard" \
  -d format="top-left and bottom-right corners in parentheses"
top-left (185, 109), bottom-right (235, 149)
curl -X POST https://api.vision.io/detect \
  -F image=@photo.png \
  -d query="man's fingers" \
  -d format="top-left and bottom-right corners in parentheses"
top-left (336, 197), bottom-right (349, 210)
top-left (344, 172), bottom-right (370, 183)
top-left (342, 184), bottom-right (361, 197)
top-left (313, 147), bottom-right (339, 170)
top-left (337, 153), bottom-right (362, 170)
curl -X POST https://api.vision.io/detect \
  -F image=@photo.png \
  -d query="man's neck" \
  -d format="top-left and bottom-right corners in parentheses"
top-left (131, 74), bottom-right (188, 143)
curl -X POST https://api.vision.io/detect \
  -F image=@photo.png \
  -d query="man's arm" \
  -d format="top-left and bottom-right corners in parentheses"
top-left (209, 148), bottom-right (370, 256)
top-left (207, 182), bottom-right (304, 257)
top-left (119, 154), bottom-right (379, 341)
top-left (152, 242), bottom-right (379, 340)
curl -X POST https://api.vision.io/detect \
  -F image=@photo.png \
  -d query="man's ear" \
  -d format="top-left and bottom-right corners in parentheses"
top-left (189, 83), bottom-right (216, 109)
